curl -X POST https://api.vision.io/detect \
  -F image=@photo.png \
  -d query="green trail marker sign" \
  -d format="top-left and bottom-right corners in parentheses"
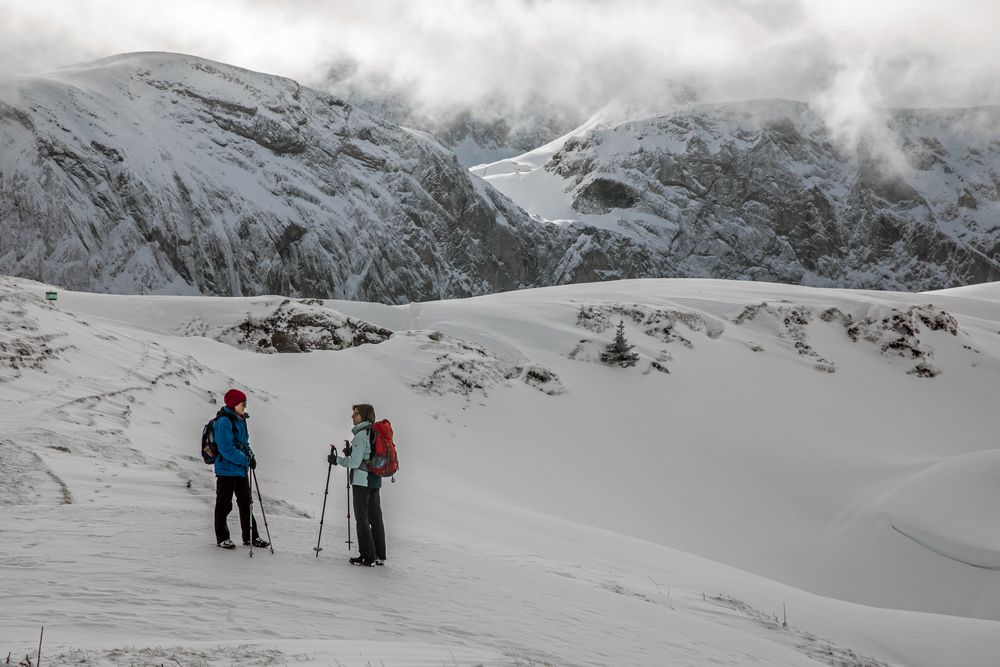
top-left (45, 291), bottom-right (57, 301)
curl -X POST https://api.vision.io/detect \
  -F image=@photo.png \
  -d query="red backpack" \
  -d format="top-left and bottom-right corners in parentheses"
top-left (367, 420), bottom-right (399, 479)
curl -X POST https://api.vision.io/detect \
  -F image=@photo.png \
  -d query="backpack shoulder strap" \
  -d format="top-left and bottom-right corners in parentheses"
top-left (216, 410), bottom-right (239, 436)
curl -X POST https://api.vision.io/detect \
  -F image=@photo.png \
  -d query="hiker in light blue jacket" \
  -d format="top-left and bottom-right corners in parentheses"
top-left (328, 403), bottom-right (386, 567)
top-left (213, 388), bottom-right (268, 550)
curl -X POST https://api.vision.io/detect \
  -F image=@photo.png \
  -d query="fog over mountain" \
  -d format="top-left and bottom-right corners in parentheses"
top-left (3, 1), bottom-right (999, 148)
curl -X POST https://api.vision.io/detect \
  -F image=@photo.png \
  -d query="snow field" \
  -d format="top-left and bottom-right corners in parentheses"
top-left (2, 277), bottom-right (1000, 665)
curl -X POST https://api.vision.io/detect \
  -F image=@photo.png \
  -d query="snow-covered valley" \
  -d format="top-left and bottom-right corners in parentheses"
top-left (2, 276), bottom-right (999, 666)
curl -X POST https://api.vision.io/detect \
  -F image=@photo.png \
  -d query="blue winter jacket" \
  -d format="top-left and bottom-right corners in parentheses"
top-left (338, 421), bottom-right (382, 489)
top-left (213, 407), bottom-right (254, 477)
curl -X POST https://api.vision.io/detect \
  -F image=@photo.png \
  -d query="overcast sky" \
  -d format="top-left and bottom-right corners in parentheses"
top-left (1, 0), bottom-right (998, 119)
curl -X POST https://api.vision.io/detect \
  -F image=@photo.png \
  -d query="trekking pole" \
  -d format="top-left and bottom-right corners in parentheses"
top-left (345, 466), bottom-right (353, 550)
top-left (247, 471), bottom-right (254, 559)
top-left (251, 468), bottom-right (274, 554)
top-left (314, 444), bottom-right (335, 557)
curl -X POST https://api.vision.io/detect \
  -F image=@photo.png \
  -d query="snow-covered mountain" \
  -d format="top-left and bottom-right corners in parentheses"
top-left (0, 52), bottom-right (725, 303)
top-left (475, 100), bottom-right (1000, 291)
top-left (2, 275), bottom-right (1000, 665)
top-left (0, 53), bottom-right (594, 302)
top-left (2, 52), bottom-right (997, 303)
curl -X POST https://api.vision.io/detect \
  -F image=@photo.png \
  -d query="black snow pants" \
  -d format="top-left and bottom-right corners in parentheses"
top-left (352, 486), bottom-right (386, 561)
top-left (215, 475), bottom-right (260, 544)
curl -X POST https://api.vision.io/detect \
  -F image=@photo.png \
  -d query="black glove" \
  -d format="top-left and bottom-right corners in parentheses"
top-left (342, 439), bottom-right (352, 457)
top-left (327, 451), bottom-right (337, 465)
top-left (249, 455), bottom-right (257, 470)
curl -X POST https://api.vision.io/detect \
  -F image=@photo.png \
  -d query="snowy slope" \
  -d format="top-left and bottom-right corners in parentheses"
top-left (2, 276), bottom-right (1000, 665)
top-left (474, 101), bottom-right (1000, 291)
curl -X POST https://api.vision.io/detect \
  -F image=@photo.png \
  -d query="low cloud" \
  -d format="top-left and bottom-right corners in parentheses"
top-left (1, 0), bottom-right (997, 138)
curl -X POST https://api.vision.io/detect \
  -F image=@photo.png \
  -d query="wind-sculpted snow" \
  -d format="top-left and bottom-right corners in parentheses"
top-left (844, 304), bottom-right (959, 377)
top-left (566, 296), bottom-right (973, 380)
top-left (733, 301), bottom-right (967, 376)
top-left (734, 302), bottom-right (839, 373)
top-left (577, 302), bottom-right (725, 341)
top-left (573, 302), bottom-right (724, 373)
top-left (215, 298), bottom-right (392, 353)
top-left (875, 451), bottom-right (1000, 570)
top-left (410, 330), bottom-right (565, 397)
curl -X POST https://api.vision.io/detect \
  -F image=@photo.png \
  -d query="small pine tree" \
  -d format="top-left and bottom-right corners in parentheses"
top-left (600, 320), bottom-right (639, 367)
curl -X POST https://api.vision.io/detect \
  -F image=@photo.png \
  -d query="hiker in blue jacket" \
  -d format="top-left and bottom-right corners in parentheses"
top-left (328, 403), bottom-right (386, 567)
top-left (214, 388), bottom-right (269, 550)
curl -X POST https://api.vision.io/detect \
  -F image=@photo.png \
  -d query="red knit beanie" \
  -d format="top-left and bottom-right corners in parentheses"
top-left (224, 388), bottom-right (247, 408)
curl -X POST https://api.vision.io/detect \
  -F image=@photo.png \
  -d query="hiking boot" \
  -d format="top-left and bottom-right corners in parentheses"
top-left (217, 539), bottom-right (236, 549)
top-left (243, 537), bottom-right (270, 548)
top-left (350, 556), bottom-right (375, 567)
top-left (375, 558), bottom-right (385, 566)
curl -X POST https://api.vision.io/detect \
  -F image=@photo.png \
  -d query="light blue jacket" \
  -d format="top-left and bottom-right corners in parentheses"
top-left (213, 407), bottom-right (254, 477)
top-left (338, 421), bottom-right (382, 489)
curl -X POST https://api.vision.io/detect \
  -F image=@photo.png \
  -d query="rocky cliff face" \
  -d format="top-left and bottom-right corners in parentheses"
top-left (2, 55), bottom-right (996, 300)
top-left (478, 100), bottom-right (1000, 290)
top-left (0, 53), bottom-right (589, 302)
